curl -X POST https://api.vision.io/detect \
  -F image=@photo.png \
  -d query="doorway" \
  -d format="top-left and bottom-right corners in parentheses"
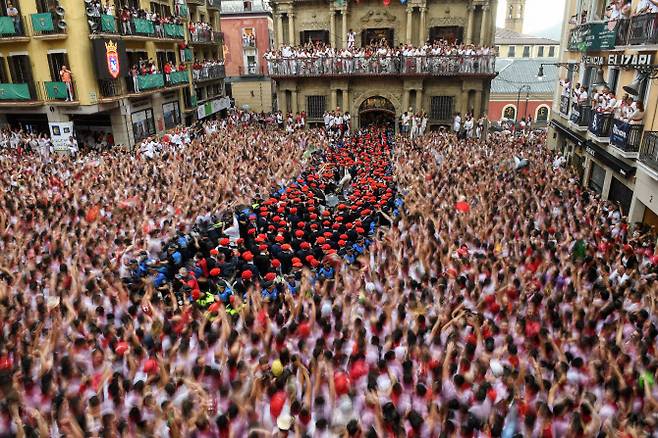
top-left (359, 96), bottom-right (395, 129)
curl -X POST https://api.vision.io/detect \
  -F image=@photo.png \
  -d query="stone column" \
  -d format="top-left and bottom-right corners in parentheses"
top-left (480, 5), bottom-right (489, 46)
top-left (402, 89), bottom-right (410, 113)
top-left (288, 13), bottom-right (295, 45)
top-left (419, 7), bottom-right (427, 45)
top-left (276, 13), bottom-right (283, 47)
top-left (465, 5), bottom-right (475, 44)
top-left (473, 90), bottom-right (482, 118)
top-left (291, 90), bottom-right (298, 114)
top-left (343, 88), bottom-right (350, 114)
top-left (330, 11), bottom-right (336, 47)
top-left (341, 10), bottom-right (347, 48)
top-left (330, 89), bottom-right (337, 111)
top-left (405, 8), bottom-right (413, 44)
top-left (415, 88), bottom-right (423, 113)
top-left (276, 89), bottom-right (284, 112)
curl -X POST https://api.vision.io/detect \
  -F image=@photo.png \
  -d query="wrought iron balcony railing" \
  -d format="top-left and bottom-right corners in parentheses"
top-left (640, 131), bottom-right (658, 173)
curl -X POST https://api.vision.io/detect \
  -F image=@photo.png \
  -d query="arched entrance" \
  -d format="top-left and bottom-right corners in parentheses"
top-left (359, 96), bottom-right (396, 129)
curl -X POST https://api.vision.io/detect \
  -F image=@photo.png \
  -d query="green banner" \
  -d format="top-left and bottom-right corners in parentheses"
top-left (0, 16), bottom-right (16, 35)
top-left (190, 95), bottom-right (197, 107)
top-left (45, 81), bottom-right (68, 99)
top-left (568, 22), bottom-right (617, 52)
top-left (101, 14), bottom-right (117, 33)
top-left (164, 23), bottom-right (184, 38)
top-left (0, 83), bottom-right (31, 100)
top-left (169, 70), bottom-right (189, 85)
top-left (132, 18), bottom-right (154, 35)
top-left (138, 74), bottom-right (165, 90)
top-left (184, 48), bottom-right (193, 62)
top-left (179, 5), bottom-right (189, 18)
top-left (31, 13), bottom-right (54, 32)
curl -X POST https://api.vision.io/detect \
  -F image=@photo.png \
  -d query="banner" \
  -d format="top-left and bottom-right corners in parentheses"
top-left (138, 74), bottom-right (165, 90)
top-left (0, 83), bottom-right (30, 100)
top-left (0, 17), bottom-right (16, 35)
top-left (568, 22), bottom-right (616, 52)
top-left (169, 70), bottom-right (189, 85)
top-left (184, 48), bottom-right (193, 62)
top-left (197, 96), bottom-right (231, 119)
top-left (31, 13), bottom-right (54, 32)
top-left (132, 18), bottom-right (154, 35)
top-left (164, 23), bottom-right (184, 38)
top-left (92, 38), bottom-right (129, 80)
top-left (610, 119), bottom-right (630, 147)
top-left (179, 4), bottom-right (189, 17)
top-left (101, 14), bottom-right (117, 33)
top-left (45, 81), bottom-right (68, 99)
top-left (48, 121), bottom-right (74, 152)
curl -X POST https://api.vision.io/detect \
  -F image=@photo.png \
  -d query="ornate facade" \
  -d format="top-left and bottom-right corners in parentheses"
top-left (269, 0), bottom-right (498, 129)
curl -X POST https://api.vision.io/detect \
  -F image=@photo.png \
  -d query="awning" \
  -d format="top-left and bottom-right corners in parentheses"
top-left (584, 141), bottom-right (636, 178)
top-left (550, 119), bottom-right (586, 146)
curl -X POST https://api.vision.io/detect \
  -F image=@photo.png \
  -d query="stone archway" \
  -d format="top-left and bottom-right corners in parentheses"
top-left (358, 96), bottom-right (396, 129)
top-left (352, 91), bottom-right (401, 130)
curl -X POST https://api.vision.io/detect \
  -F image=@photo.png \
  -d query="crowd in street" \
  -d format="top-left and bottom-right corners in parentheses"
top-left (264, 39), bottom-right (497, 77)
top-left (0, 112), bottom-right (657, 438)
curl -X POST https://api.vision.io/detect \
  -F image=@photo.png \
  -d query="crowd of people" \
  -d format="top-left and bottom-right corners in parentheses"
top-left (192, 59), bottom-right (225, 81)
top-left (0, 109), bottom-right (657, 438)
top-left (188, 21), bottom-right (216, 43)
top-left (264, 39), bottom-right (496, 77)
top-left (86, 1), bottom-right (185, 36)
top-left (561, 79), bottom-right (646, 126)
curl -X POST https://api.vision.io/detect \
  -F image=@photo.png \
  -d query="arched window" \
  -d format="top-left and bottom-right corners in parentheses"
top-left (536, 105), bottom-right (550, 122)
top-left (502, 105), bottom-right (516, 120)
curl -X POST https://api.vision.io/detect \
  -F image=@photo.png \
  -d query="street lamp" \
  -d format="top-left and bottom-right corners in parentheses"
top-left (516, 84), bottom-right (531, 124)
top-left (537, 61), bottom-right (581, 79)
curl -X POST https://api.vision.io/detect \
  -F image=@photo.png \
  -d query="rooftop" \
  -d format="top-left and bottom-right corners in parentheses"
top-left (221, 0), bottom-right (272, 14)
top-left (491, 58), bottom-right (558, 95)
top-left (495, 27), bottom-right (560, 46)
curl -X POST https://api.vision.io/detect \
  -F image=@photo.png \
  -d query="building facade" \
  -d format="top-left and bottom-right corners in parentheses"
top-left (488, 58), bottom-right (556, 126)
top-left (268, 0), bottom-right (498, 130)
top-left (0, 0), bottom-right (225, 147)
top-left (548, 0), bottom-right (658, 227)
top-left (495, 27), bottom-right (559, 59)
top-left (504, 0), bottom-right (524, 33)
top-left (221, 0), bottom-right (274, 112)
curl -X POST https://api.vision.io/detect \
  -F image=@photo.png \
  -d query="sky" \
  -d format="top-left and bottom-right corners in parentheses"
top-left (496, 0), bottom-right (567, 40)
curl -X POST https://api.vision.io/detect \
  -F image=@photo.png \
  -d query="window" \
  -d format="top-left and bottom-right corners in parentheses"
top-left (537, 46), bottom-right (545, 57)
top-left (243, 0), bottom-right (252, 11)
top-left (7, 55), bottom-right (33, 83)
top-left (588, 162), bottom-right (605, 194)
top-left (246, 55), bottom-right (256, 74)
top-left (150, 2), bottom-right (171, 16)
top-left (536, 106), bottom-right (550, 123)
top-left (0, 57), bottom-right (6, 83)
top-left (502, 105), bottom-right (516, 120)
top-left (306, 95), bottom-right (326, 119)
top-left (47, 52), bottom-right (69, 81)
top-left (548, 46), bottom-right (556, 57)
top-left (507, 46), bottom-right (516, 57)
top-left (131, 108), bottom-right (155, 141)
top-left (430, 96), bottom-right (454, 121)
top-left (156, 51), bottom-right (176, 72)
top-left (607, 67), bottom-right (620, 93)
top-left (522, 46), bottom-right (530, 57)
top-left (162, 101), bottom-right (181, 129)
top-left (300, 30), bottom-right (329, 44)
top-left (35, 0), bottom-right (57, 13)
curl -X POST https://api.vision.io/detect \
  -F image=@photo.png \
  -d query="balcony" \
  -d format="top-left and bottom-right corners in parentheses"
top-left (0, 82), bottom-right (41, 106)
top-left (267, 55), bottom-right (497, 79)
top-left (588, 111), bottom-right (613, 140)
top-left (615, 18), bottom-right (630, 46)
top-left (193, 64), bottom-right (225, 82)
top-left (98, 73), bottom-right (187, 100)
top-left (0, 16), bottom-right (29, 41)
top-left (639, 131), bottom-right (658, 174)
top-left (627, 13), bottom-right (658, 46)
top-left (30, 12), bottom-right (66, 39)
top-left (243, 36), bottom-right (256, 48)
top-left (559, 95), bottom-right (570, 116)
top-left (610, 119), bottom-right (643, 157)
top-left (169, 70), bottom-right (190, 85)
top-left (189, 28), bottom-right (222, 45)
top-left (240, 64), bottom-right (267, 76)
top-left (42, 81), bottom-right (78, 104)
top-left (89, 16), bottom-right (185, 41)
top-left (569, 104), bottom-right (591, 130)
top-left (98, 78), bottom-right (127, 100)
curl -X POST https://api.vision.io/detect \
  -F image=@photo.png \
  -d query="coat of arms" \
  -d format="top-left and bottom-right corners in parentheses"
top-left (105, 40), bottom-right (120, 79)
